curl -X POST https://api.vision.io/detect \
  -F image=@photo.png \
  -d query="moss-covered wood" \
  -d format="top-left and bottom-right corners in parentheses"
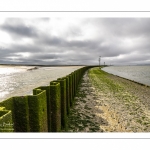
top-left (0, 107), bottom-right (13, 132)
top-left (0, 98), bottom-right (14, 132)
top-left (64, 76), bottom-right (70, 115)
top-left (69, 74), bottom-right (73, 107)
top-left (71, 73), bottom-right (75, 98)
top-left (28, 89), bottom-right (48, 132)
top-left (0, 97), bottom-right (14, 112)
top-left (50, 82), bottom-right (61, 132)
top-left (76, 70), bottom-right (79, 85)
top-left (13, 96), bottom-right (29, 132)
top-left (0, 66), bottom-right (91, 132)
top-left (74, 71), bottom-right (77, 93)
top-left (57, 78), bottom-right (67, 130)
top-left (33, 86), bottom-right (51, 132)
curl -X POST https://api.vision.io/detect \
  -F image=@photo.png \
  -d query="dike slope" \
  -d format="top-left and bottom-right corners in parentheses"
top-left (67, 67), bottom-right (150, 132)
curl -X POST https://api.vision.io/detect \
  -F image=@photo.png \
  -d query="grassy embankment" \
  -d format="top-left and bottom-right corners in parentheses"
top-left (67, 67), bottom-right (150, 132)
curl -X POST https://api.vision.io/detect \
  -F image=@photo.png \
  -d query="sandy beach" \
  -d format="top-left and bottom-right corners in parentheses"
top-left (67, 67), bottom-right (150, 132)
top-left (0, 65), bottom-right (84, 102)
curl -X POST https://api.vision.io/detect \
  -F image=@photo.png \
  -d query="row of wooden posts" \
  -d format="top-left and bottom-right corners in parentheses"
top-left (0, 66), bottom-right (91, 132)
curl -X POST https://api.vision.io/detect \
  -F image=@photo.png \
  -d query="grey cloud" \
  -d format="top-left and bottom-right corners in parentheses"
top-left (39, 35), bottom-right (64, 46)
top-left (66, 26), bottom-right (83, 37)
top-left (0, 18), bottom-right (50, 40)
top-left (109, 53), bottom-right (150, 65)
top-left (0, 18), bottom-right (41, 39)
top-left (37, 31), bottom-right (105, 51)
top-left (29, 53), bottom-right (59, 60)
top-left (9, 43), bottom-right (43, 53)
top-left (37, 18), bottom-right (50, 21)
top-left (97, 18), bottom-right (150, 38)
top-left (0, 23), bottom-right (38, 38)
top-left (1, 18), bottom-right (150, 65)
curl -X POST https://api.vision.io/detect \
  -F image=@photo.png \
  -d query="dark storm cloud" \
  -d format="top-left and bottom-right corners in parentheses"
top-left (0, 18), bottom-right (150, 65)
top-left (38, 35), bottom-right (64, 46)
top-left (0, 22), bottom-right (38, 38)
top-left (35, 33), bottom-right (101, 53)
top-left (0, 48), bottom-right (12, 57)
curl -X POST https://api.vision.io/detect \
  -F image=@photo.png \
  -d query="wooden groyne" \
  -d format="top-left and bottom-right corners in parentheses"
top-left (0, 66), bottom-right (92, 132)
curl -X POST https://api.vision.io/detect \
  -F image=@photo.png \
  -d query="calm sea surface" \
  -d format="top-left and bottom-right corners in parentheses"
top-left (0, 65), bottom-right (83, 102)
top-left (102, 66), bottom-right (150, 86)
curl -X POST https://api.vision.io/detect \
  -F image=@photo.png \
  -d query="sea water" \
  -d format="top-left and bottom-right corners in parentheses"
top-left (102, 65), bottom-right (150, 86)
top-left (0, 65), bottom-right (83, 102)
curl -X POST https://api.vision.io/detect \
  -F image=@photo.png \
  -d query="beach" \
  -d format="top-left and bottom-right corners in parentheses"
top-left (67, 67), bottom-right (150, 132)
top-left (0, 65), bottom-right (84, 102)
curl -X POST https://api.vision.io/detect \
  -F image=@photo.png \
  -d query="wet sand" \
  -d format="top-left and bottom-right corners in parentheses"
top-left (0, 65), bottom-right (84, 102)
top-left (67, 68), bottom-right (150, 132)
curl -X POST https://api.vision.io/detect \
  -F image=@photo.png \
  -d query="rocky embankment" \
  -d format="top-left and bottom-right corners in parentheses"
top-left (67, 67), bottom-right (150, 132)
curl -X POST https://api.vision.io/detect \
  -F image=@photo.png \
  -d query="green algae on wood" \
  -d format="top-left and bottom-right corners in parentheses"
top-left (0, 98), bottom-right (14, 132)
top-left (28, 89), bottom-right (48, 132)
top-left (64, 76), bottom-right (70, 115)
top-left (0, 97), bottom-right (14, 112)
top-left (0, 107), bottom-right (13, 132)
top-left (13, 96), bottom-right (29, 132)
top-left (0, 66), bottom-right (91, 132)
top-left (50, 82), bottom-right (61, 132)
top-left (68, 74), bottom-right (73, 107)
top-left (74, 71), bottom-right (77, 94)
top-left (57, 78), bottom-right (67, 130)
top-left (33, 86), bottom-right (51, 132)
top-left (71, 72), bottom-right (75, 98)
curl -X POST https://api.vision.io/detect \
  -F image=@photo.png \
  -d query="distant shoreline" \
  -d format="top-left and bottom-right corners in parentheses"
top-left (0, 64), bottom-right (90, 67)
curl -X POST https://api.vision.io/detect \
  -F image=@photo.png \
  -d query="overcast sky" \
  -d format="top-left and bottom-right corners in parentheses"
top-left (0, 18), bottom-right (150, 65)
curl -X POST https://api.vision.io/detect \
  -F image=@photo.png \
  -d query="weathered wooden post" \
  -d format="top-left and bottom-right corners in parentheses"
top-left (28, 89), bottom-right (48, 132)
top-left (13, 96), bottom-right (29, 132)
top-left (57, 78), bottom-right (67, 130)
top-left (50, 82), bottom-right (61, 132)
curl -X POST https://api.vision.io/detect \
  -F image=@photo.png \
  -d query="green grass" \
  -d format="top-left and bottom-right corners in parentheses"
top-left (88, 67), bottom-right (124, 93)
top-left (88, 67), bottom-right (137, 103)
top-left (66, 67), bottom-right (150, 132)
top-left (88, 67), bottom-right (150, 130)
